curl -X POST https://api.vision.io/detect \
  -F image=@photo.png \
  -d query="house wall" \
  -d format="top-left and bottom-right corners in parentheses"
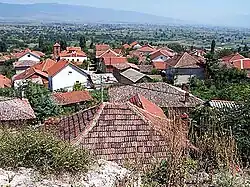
top-left (15, 67), bottom-right (29, 75)
top-left (152, 55), bottom-right (170, 62)
top-left (166, 68), bottom-right (204, 85)
top-left (50, 65), bottom-right (89, 91)
top-left (19, 54), bottom-right (40, 62)
top-left (119, 75), bottom-right (151, 85)
top-left (60, 56), bottom-right (87, 63)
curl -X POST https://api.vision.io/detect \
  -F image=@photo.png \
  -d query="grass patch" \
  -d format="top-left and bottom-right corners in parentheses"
top-left (0, 128), bottom-right (92, 174)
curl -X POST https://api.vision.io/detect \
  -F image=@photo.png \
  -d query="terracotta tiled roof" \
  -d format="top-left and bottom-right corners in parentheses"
top-left (153, 61), bottom-right (167, 70)
top-left (97, 49), bottom-right (119, 58)
top-left (150, 49), bottom-right (174, 60)
top-left (13, 60), bottom-right (39, 68)
top-left (33, 59), bottom-right (56, 72)
top-left (0, 75), bottom-right (11, 88)
top-left (103, 57), bottom-right (128, 65)
top-left (221, 53), bottom-right (245, 63)
top-left (60, 50), bottom-right (87, 58)
top-left (52, 91), bottom-right (93, 106)
top-left (113, 63), bottom-right (139, 71)
top-left (166, 52), bottom-right (201, 68)
top-left (113, 48), bottom-right (122, 55)
top-left (122, 44), bottom-right (130, 49)
top-left (129, 94), bottom-right (166, 118)
top-left (66, 47), bottom-right (82, 52)
top-left (47, 59), bottom-right (69, 77)
top-left (0, 55), bottom-right (11, 62)
top-left (0, 97), bottom-right (36, 121)
top-left (108, 82), bottom-right (203, 108)
top-left (138, 65), bottom-right (154, 73)
top-left (14, 49), bottom-right (44, 59)
top-left (47, 101), bottom-right (190, 164)
top-left (130, 41), bottom-right (138, 47)
top-left (232, 58), bottom-right (250, 70)
top-left (138, 45), bottom-right (156, 53)
top-left (13, 67), bottom-right (48, 81)
top-left (32, 51), bottom-right (45, 57)
top-left (96, 44), bottom-right (110, 51)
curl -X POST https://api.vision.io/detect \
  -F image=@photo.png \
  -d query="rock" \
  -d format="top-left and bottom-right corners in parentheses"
top-left (0, 160), bottom-right (131, 187)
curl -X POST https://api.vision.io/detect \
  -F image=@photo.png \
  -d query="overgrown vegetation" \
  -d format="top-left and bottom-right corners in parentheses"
top-left (0, 128), bottom-right (92, 174)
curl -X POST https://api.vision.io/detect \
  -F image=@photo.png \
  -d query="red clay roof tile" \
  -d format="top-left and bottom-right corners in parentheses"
top-left (52, 90), bottom-right (93, 106)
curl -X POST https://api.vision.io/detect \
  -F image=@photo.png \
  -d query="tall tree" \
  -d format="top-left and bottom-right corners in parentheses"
top-left (60, 40), bottom-right (67, 51)
top-left (38, 35), bottom-right (44, 51)
top-left (243, 44), bottom-right (249, 52)
top-left (79, 36), bottom-right (86, 50)
top-left (0, 41), bottom-right (7, 52)
top-left (211, 40), bottom-right (216, 54)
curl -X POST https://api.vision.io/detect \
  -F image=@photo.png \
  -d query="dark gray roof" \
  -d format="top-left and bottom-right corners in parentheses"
top-left (109, 82), bottom-right (203, 108)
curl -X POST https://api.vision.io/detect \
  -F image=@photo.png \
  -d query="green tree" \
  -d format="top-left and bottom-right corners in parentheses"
top-left (2, 59), bottom-right (15, 78)
top-left (127, 56), bottom-right (139, 65)
top-left (79, 36), bottom-right (87, 51)
top-left (22, 82), bottom-right (62, 121)
top-left (60, 40), bottom-right (67, 51)
top-left (38, 35), bottom-right (44, 51)
top-left (243, 44), bottom-right (249, 52)
top-left (167, 43), bottom-right (185, 53)
top-left (0, 41), bottom-right (7, 52)
top-left (211, 40), bottom-right (216, 54)
top-left (73, 81), bottom-right (84, 91)
top-left (217, 48), bottom-right (233, 59)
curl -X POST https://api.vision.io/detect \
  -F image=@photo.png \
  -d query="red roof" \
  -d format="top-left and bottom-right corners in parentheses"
top-left (13, 67), bottom-right (48, 81)
top-left (150, 49), bottom-right (174, 60)
top-left (60, 50), bottom-right (87, 58)
top-left (52, 91), bottom-right (93, 106)
top-left (122, 44), bottom-right (130, 49)
top-left (14, 49), bottom-right (44, 59)
top-left (96, 44), bottom-right (110, 51)
top-left (33, 59), bottom-right (56, 72)
top-left (129, 94), bottom-right (166, 118)
top-left (138, 45), bottom-right (156, 53)
top-left (103, 57), bottom-right (128, 65)
top-left (232, 58), bottom-right (250, 70)
top-left (0, 75), bottom-right (11, 88)
top-left (47, 59), bottom-right (69, 77)
top-left (153, 61), bottom-right (167, 70)
top-left (221, 53), bottom-right (245, 63)
top-left (66, 47), bottom-right (82, 52)
top-left (166, 52), bottom-right (201, 68)
top-left (96, 49), bottom-right (119, 58)
top-left (130, 41), bottom-right (138, 47)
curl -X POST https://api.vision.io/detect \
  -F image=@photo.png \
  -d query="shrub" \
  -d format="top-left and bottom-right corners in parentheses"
top-left (0, 128), bottom-right (92, 174)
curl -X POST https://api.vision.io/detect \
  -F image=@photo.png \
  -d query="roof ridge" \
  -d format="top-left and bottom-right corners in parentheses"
top-left (72, 103), bottom-right (106, 145)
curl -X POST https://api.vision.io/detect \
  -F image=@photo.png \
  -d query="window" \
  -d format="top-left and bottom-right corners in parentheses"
top-left (77, 59), bottom-right (79, 62)
top-left (27, 54), bottom-right (31, 57)
top-left (72, 59), bottom-right (74, 62)
top-left (68, 71), bottom-right (72, 75)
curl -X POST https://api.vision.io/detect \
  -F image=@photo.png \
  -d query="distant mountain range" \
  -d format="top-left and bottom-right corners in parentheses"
top-left (0, 3), bottom-right (184, 25)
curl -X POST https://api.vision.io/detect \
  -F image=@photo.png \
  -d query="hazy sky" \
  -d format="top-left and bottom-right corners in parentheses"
top-left (1, 0), bottom-right (250, 23)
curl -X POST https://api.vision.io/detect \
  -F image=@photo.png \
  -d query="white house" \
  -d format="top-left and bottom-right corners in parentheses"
top-left (58, 46), bottom-right (88, 63)
top-left (18, 52), bottom-right (41, 62)
top-left (150, 49), bottom-right (174, 62)
top-left (47, 59), bottom-right (93, 91)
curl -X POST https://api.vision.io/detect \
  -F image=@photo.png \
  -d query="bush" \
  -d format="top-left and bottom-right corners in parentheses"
top-left (0, 128), bottom-right (92, 174)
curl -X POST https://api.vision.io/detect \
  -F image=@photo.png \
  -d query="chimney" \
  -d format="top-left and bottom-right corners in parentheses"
top-left (184, 92), bottom-right (189, 104)
top-left (53, 42), bottom-right (61, 59)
